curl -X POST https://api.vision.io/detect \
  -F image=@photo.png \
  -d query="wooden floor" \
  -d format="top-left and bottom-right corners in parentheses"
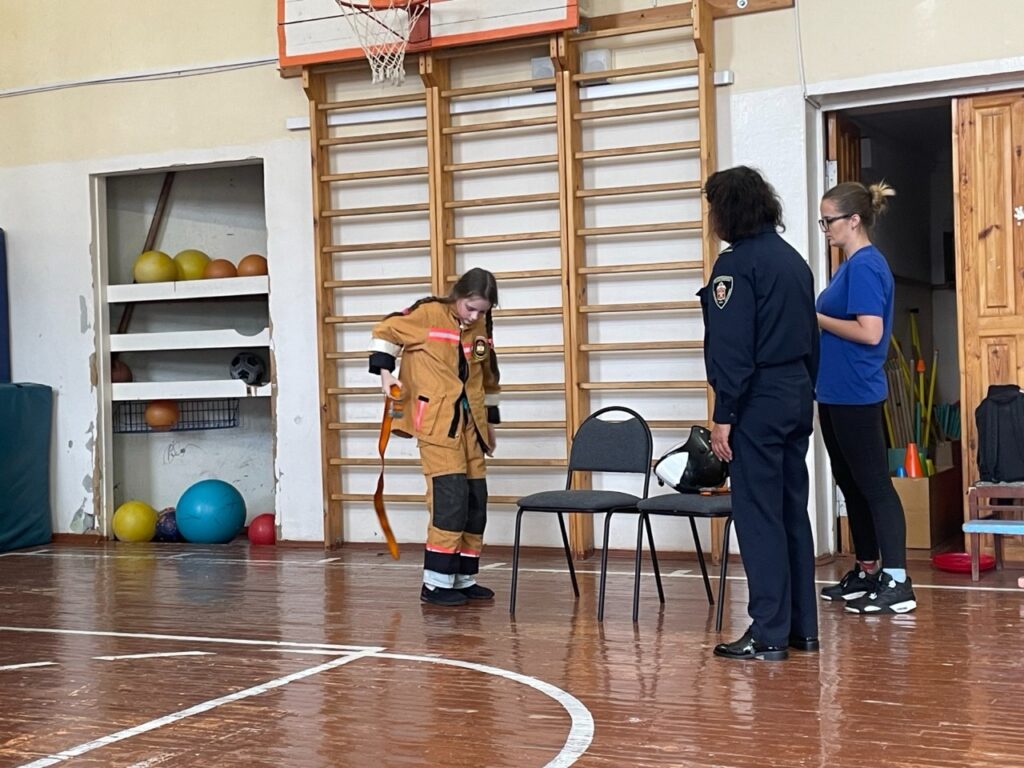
top-left (1, 542), bottom-right (1022, 767)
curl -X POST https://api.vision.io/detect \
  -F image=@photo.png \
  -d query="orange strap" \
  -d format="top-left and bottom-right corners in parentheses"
top-left (374, 384), bottom-right (402, 560)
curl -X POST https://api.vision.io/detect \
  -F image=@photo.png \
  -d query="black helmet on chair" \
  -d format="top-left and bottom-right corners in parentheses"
top-left (654, 425), bottom-right (728, 493)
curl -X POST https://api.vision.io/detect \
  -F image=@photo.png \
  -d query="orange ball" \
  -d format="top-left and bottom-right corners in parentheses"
top-left (237, 254), bottom-right (268, 277)
top-left (144, 400), bottom-right (180, 431)
top-left (203, 259), bottom-right (237, 279)
top-left (111, 358), bottom-right (133, 383)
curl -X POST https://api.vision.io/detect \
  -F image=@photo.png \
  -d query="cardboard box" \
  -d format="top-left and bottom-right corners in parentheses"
top-left (892, 467), bottom-right (964, 550)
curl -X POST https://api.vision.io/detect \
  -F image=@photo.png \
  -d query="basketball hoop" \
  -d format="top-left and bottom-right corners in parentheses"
top-left (334, 0), bottom-right (431, 86)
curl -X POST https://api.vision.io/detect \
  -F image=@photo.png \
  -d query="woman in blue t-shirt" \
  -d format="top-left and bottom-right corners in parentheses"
top-left (815, 181), bottom-right (916, 615)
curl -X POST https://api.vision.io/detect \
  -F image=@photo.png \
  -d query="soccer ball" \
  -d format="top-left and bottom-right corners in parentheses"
top-left (229, 352), bottom-right (267, 386)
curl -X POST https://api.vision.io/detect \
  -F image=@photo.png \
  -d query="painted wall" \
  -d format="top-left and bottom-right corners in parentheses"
top-left (4, 0), bottom-right (1024, 549)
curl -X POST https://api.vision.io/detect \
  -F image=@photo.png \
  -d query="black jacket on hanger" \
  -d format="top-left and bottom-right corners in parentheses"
top-left (975, 384), bottom-right (1024, 483)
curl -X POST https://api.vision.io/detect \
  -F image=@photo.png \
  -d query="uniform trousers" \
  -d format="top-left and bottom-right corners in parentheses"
top-left (729, 362), bottom-right (818, 646)
top-left (420, 415), bottom-right (488, 588)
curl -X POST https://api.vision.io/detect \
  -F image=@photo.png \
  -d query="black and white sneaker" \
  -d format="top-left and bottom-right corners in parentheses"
top-left (820, 565), bottom-right (879, 601)
top-left (844, 573), bottom-right (916, 614)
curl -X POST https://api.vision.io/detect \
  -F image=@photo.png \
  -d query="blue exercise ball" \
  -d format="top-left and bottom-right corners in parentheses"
top-left (175, 480), bottom-right (246, 544)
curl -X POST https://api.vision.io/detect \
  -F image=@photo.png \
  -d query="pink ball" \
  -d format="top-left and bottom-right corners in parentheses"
top-left (247, 513), bottom-right (276, 546)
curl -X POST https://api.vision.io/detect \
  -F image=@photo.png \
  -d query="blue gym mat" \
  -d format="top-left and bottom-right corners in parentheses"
top-left (0, 228), bottom-right (10, 383)
top-left (0, 383), bottom-right (53, 551)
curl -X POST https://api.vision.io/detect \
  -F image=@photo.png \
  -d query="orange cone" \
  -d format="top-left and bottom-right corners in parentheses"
top-left (904, 442), bottom-right (924, 478)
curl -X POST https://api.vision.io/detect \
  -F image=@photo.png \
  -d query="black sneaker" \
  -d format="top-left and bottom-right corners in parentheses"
top-left (457, 583), bottom-right (495, 600)
top-left (844, 573), bottom-right (916, 614)
top-left (420, 585), bottom-right (468, 606)
top-left (820, 565), bottom-right (879, 601)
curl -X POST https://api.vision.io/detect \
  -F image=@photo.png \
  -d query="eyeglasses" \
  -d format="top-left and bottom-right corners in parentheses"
top-left (818, 214), bottom-right (853, 232)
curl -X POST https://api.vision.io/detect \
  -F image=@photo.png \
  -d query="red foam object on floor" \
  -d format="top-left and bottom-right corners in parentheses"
top-left (931, 551), bottom-right (995, 573)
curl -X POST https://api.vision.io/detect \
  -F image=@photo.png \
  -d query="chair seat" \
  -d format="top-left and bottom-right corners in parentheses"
top-left (636, 492), bottom-right (732, 516)
top-left (517, 489), bottom-right (640, 511)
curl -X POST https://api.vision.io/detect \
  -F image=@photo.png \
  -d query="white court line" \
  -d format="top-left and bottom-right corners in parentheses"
top-left (0, 626), bottom-right (382, 654)
top-left (260, 648), bottom-right (353, 656)
top-left (378, 652), bottom-right (593, 768)
top-left (18, 650), bottom-right (377, 768)
top-left (0, 661), bottom-right (57, 671)
top-left (94, 651), bottom-right (213, 661)
top-left (8, 631), bottom-right (593, 767)
top-left (6, 550), bottom-right (1023, 594)
top-left (315, 557), bottom-right (342, 564)
top-left (480, 561), bottom-right (507, 569)
top-left (0, 549), bottom-right (50, 557)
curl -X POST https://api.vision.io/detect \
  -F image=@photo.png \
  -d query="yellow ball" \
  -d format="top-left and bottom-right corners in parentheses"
top-left (174, 249), bottom-right (211, 281)
top-left (112, 500), bottom-right (158, 542)
top-left (133, 250), bottom-right (177, 283)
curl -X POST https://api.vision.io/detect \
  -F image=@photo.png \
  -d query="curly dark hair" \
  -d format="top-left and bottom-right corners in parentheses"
top-left (704, 166), bottom-right (784, 243)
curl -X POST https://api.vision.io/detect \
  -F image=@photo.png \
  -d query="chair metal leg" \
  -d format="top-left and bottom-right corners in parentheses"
top-left (644, 514), bottom-right (665, 604)
top-left (556, 512), bottom-right (580, 597)
top-left (690, 518), bottom-right (714, 605)
top-left (510, 508), bottom-right (525, 615)
top-left (715, 517), bottom-right (733, 632)
top-left (598, 512), bottom-right (615, 622)
top-left (632, 513), bottom-right (645, 623)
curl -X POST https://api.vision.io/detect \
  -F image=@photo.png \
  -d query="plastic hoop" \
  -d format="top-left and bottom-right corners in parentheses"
top-left (333, 0), bottom-right (431, 86)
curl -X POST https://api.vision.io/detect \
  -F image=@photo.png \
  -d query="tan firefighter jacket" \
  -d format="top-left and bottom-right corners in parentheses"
top-left (369, 300), bottom-right (500, 450)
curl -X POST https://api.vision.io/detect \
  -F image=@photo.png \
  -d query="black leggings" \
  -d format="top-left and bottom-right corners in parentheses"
top-left (819, 402), bottom-right (907, 569)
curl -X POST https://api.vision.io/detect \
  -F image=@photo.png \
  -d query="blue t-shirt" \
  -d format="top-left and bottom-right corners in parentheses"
top-left (815, 245), bottom-right (894, 405)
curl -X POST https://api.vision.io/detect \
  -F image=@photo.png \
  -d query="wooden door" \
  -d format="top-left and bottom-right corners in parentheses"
top-left (953, 92), bottom-right (1024, 516)
top-left (825, 112), bottom-right (861, 274)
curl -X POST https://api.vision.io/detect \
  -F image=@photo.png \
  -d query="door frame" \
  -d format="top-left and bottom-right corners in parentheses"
top-left (805, 69), bottom-right (1024, 555)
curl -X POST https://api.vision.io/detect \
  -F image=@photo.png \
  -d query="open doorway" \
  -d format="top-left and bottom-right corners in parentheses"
top-left (826, 99), bottom-right (964, 555)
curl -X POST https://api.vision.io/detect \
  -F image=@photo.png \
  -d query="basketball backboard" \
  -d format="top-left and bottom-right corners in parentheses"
top-left (278, 0), bottom-right (582, 69)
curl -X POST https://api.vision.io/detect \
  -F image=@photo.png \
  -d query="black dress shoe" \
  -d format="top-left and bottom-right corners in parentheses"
top-left (457, 583), bottom-right (495, 600)
top-left (714, 628), bottom-right (788, 661)
top-left (788, 634), bottom-right (820, 652)
top-left (420, 585), bottom-right (468, 606)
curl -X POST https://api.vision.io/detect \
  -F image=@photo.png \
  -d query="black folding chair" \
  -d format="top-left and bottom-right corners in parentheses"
top-left (633, 493), bottom-right (733, 629)
top-left (510, 406), bottom-right (652, 620)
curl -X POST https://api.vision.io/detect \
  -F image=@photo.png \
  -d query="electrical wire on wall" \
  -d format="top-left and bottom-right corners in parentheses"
top-left (0, 58), bottom-right (278, 100)
top-left (793, 0), bottom-right (818, 108)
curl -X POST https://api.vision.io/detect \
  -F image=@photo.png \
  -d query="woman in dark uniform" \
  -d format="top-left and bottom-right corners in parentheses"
top-left (700, 166), bottom-right (820, 661)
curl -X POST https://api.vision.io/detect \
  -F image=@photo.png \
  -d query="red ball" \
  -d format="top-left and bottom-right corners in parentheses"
top-left (247, 513), bottom-right (276, 546)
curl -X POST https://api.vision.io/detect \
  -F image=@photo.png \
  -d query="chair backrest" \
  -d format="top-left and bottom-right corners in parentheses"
top-left (566, 406), bottom-right (652, 495)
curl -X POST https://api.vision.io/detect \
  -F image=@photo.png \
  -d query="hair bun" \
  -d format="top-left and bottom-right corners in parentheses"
top-left (868, 181), bottom-right (896, 215)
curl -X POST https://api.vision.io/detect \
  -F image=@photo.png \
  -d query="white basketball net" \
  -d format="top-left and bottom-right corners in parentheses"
top-left (334, 0), bottom-right (428, 86)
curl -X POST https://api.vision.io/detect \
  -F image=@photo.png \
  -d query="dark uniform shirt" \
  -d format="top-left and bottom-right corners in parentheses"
top-left (699, 228), bottom-right (819, 424)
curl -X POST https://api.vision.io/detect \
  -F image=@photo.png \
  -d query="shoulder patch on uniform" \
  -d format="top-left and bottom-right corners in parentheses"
top-left (712, 276), bottom-right (734, 309)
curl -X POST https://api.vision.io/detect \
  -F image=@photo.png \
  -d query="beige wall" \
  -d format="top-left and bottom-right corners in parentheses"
top-left (716, 0), bottom-right (1024, 92)
top-left (0, 0), bottom-right (304, 167)
top-left (798, 0), bottom-right (1024, 85)
top-left (8, 1), bottom-right (1024, 167)
top-left (1, 0), bottom-right (275, 88)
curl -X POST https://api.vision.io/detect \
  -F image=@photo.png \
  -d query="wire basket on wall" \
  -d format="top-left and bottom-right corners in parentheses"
top-left (113, 399), bottom-right (240, 434)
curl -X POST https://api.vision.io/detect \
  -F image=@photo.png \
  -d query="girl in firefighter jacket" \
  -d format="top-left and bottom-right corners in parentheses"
top-left (369, 268), bottom-right (501, 606)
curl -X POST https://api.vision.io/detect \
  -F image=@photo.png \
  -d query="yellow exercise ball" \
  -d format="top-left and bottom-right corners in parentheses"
top-left (112, 500), bottom-right (159, 542)
top-left (174, 249), bottom-right (211, 281)
top-left (133, 250), bottom-right (177, 283)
